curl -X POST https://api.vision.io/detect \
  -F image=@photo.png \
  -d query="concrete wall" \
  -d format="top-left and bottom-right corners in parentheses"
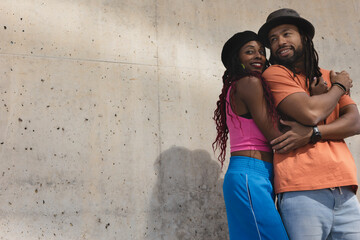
top-left (0, 0), bottom-right (359, 239)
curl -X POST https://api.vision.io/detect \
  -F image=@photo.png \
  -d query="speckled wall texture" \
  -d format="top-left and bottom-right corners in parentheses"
top-left (0, 0), bottom-right (359, 239)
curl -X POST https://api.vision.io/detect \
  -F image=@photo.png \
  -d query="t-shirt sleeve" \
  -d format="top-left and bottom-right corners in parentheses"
top-left (262, 65), bottom-right (306, 107)
top-left (339, 94), bottom-right (355, 108)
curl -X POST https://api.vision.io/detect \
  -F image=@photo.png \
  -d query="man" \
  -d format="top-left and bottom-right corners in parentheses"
top-left (258, 8), bottom-right (360, 240)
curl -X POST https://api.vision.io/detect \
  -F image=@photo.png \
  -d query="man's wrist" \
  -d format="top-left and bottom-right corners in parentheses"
top-left (311, 125), bottom-right (322, 143)
top-left (332, 82), bottom-right (347, 92)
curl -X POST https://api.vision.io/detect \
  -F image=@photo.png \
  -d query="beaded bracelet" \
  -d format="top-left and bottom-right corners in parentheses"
top-left (332, 82), bottom-right (347, 92)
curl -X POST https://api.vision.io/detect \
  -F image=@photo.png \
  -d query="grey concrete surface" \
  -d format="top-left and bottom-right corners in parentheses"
top-left (0, 0), bottom-right (359, 239)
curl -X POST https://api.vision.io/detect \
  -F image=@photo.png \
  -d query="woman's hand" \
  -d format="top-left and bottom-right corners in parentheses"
top-left (310, 76), bottom-right (328, 96)
top-left (270, 120), bottom-right (312, 153)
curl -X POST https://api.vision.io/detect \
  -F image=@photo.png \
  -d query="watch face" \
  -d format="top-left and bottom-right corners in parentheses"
top-left (313, 126), bottom-right (320, 134)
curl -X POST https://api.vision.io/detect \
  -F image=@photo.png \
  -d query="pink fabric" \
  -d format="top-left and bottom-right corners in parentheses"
top-left (226, 87), bottom-right (272, 153)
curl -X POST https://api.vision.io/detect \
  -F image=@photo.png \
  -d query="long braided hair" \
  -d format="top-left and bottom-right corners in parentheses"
top-left (212, 53), bottom-right (278, 168)
top-left (300, 29), bottom-right (322, 90)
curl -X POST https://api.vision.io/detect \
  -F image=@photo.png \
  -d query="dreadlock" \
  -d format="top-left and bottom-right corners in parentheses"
top-left (212, 54), bottom-right (278, 169)
top-left (300, 28), bottom-right (322, 90)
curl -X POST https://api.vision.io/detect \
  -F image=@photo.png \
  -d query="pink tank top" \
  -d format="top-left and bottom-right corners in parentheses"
top-left (226, 87), bottom-right (272, 153)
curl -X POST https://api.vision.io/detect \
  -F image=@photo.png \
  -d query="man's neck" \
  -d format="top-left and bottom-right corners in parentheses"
top-left (294, 63), bottom-right (305, 74)
top-left (275, 55), bottom-right (306, 74)
top-left (294, 61), bottom-right (305, 74)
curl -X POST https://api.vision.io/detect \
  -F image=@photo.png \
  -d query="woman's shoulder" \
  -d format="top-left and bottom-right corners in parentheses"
top-left (234, 75), bottom-right (263, 93)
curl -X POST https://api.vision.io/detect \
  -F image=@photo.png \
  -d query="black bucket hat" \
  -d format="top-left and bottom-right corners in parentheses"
top-left (258, 8), bottom-right (315, 47)
top-left (221, 31), bottom-right (263, 69)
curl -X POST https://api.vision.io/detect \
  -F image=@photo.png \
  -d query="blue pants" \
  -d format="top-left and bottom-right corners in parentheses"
top-left (278, 187), bottom-right (360, 240)
top-left (223, 156), bottom-right (289, 240)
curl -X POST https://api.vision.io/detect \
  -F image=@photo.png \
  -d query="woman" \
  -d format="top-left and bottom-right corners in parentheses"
top-left (212, 31), bottom-right (324, 240)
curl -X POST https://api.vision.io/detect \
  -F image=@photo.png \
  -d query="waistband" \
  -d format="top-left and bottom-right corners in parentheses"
top-left (227, 156), bottom-right (273, 178)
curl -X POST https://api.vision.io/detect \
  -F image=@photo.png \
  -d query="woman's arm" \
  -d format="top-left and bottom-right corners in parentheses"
top-left (234, 76), bottom-right (312, 151)
top-left (234, 76), bottom-right (281, 141)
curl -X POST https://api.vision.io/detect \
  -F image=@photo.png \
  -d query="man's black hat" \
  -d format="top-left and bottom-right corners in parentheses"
top-left (258, 8), bottom-right (315, 47)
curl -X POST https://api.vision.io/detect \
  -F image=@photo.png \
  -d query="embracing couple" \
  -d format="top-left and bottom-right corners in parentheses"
top-left (213, 8), bottom-right (360, 240)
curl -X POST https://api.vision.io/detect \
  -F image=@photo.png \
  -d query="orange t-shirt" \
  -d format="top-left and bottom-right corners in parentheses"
top-left (263, 65), bottom-right (358, 194)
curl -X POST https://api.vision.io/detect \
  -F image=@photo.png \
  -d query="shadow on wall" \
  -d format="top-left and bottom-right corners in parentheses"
top-left (148, 146), bottom-right (229, 240)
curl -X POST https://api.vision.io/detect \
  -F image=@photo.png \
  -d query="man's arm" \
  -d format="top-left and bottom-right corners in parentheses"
top-left (318, 104), bottom-right (360, 140)
top-left (270, 104), bottom-right (360, 153)
top-left (278, 84), bottom-right (348, 126)
top-left (276, 70), bottom-right (352, 125)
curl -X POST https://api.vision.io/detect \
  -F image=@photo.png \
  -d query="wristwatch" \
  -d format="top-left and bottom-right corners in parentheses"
top-left (311, 126), bottom-right (322, 143)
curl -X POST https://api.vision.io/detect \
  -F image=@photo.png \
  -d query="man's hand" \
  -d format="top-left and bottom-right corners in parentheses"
top-left (330, 70), bottom-right (353, 93)
top-left (270, 120), bottom-right (313, 153)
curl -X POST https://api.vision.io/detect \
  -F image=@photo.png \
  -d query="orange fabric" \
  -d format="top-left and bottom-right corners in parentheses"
top-left (262, 65), bottom-right (358, 194)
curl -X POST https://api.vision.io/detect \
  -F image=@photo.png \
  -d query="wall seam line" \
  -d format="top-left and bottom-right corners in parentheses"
top-left (155, 0), bottom-right (162, 159)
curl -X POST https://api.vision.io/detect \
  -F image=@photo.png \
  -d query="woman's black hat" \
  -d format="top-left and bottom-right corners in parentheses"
top-left (221, 31), bottom-right (262, 69)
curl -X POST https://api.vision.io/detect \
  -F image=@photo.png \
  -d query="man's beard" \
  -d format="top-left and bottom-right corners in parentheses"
top-left (272, 46), bottom-right (304, 66)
